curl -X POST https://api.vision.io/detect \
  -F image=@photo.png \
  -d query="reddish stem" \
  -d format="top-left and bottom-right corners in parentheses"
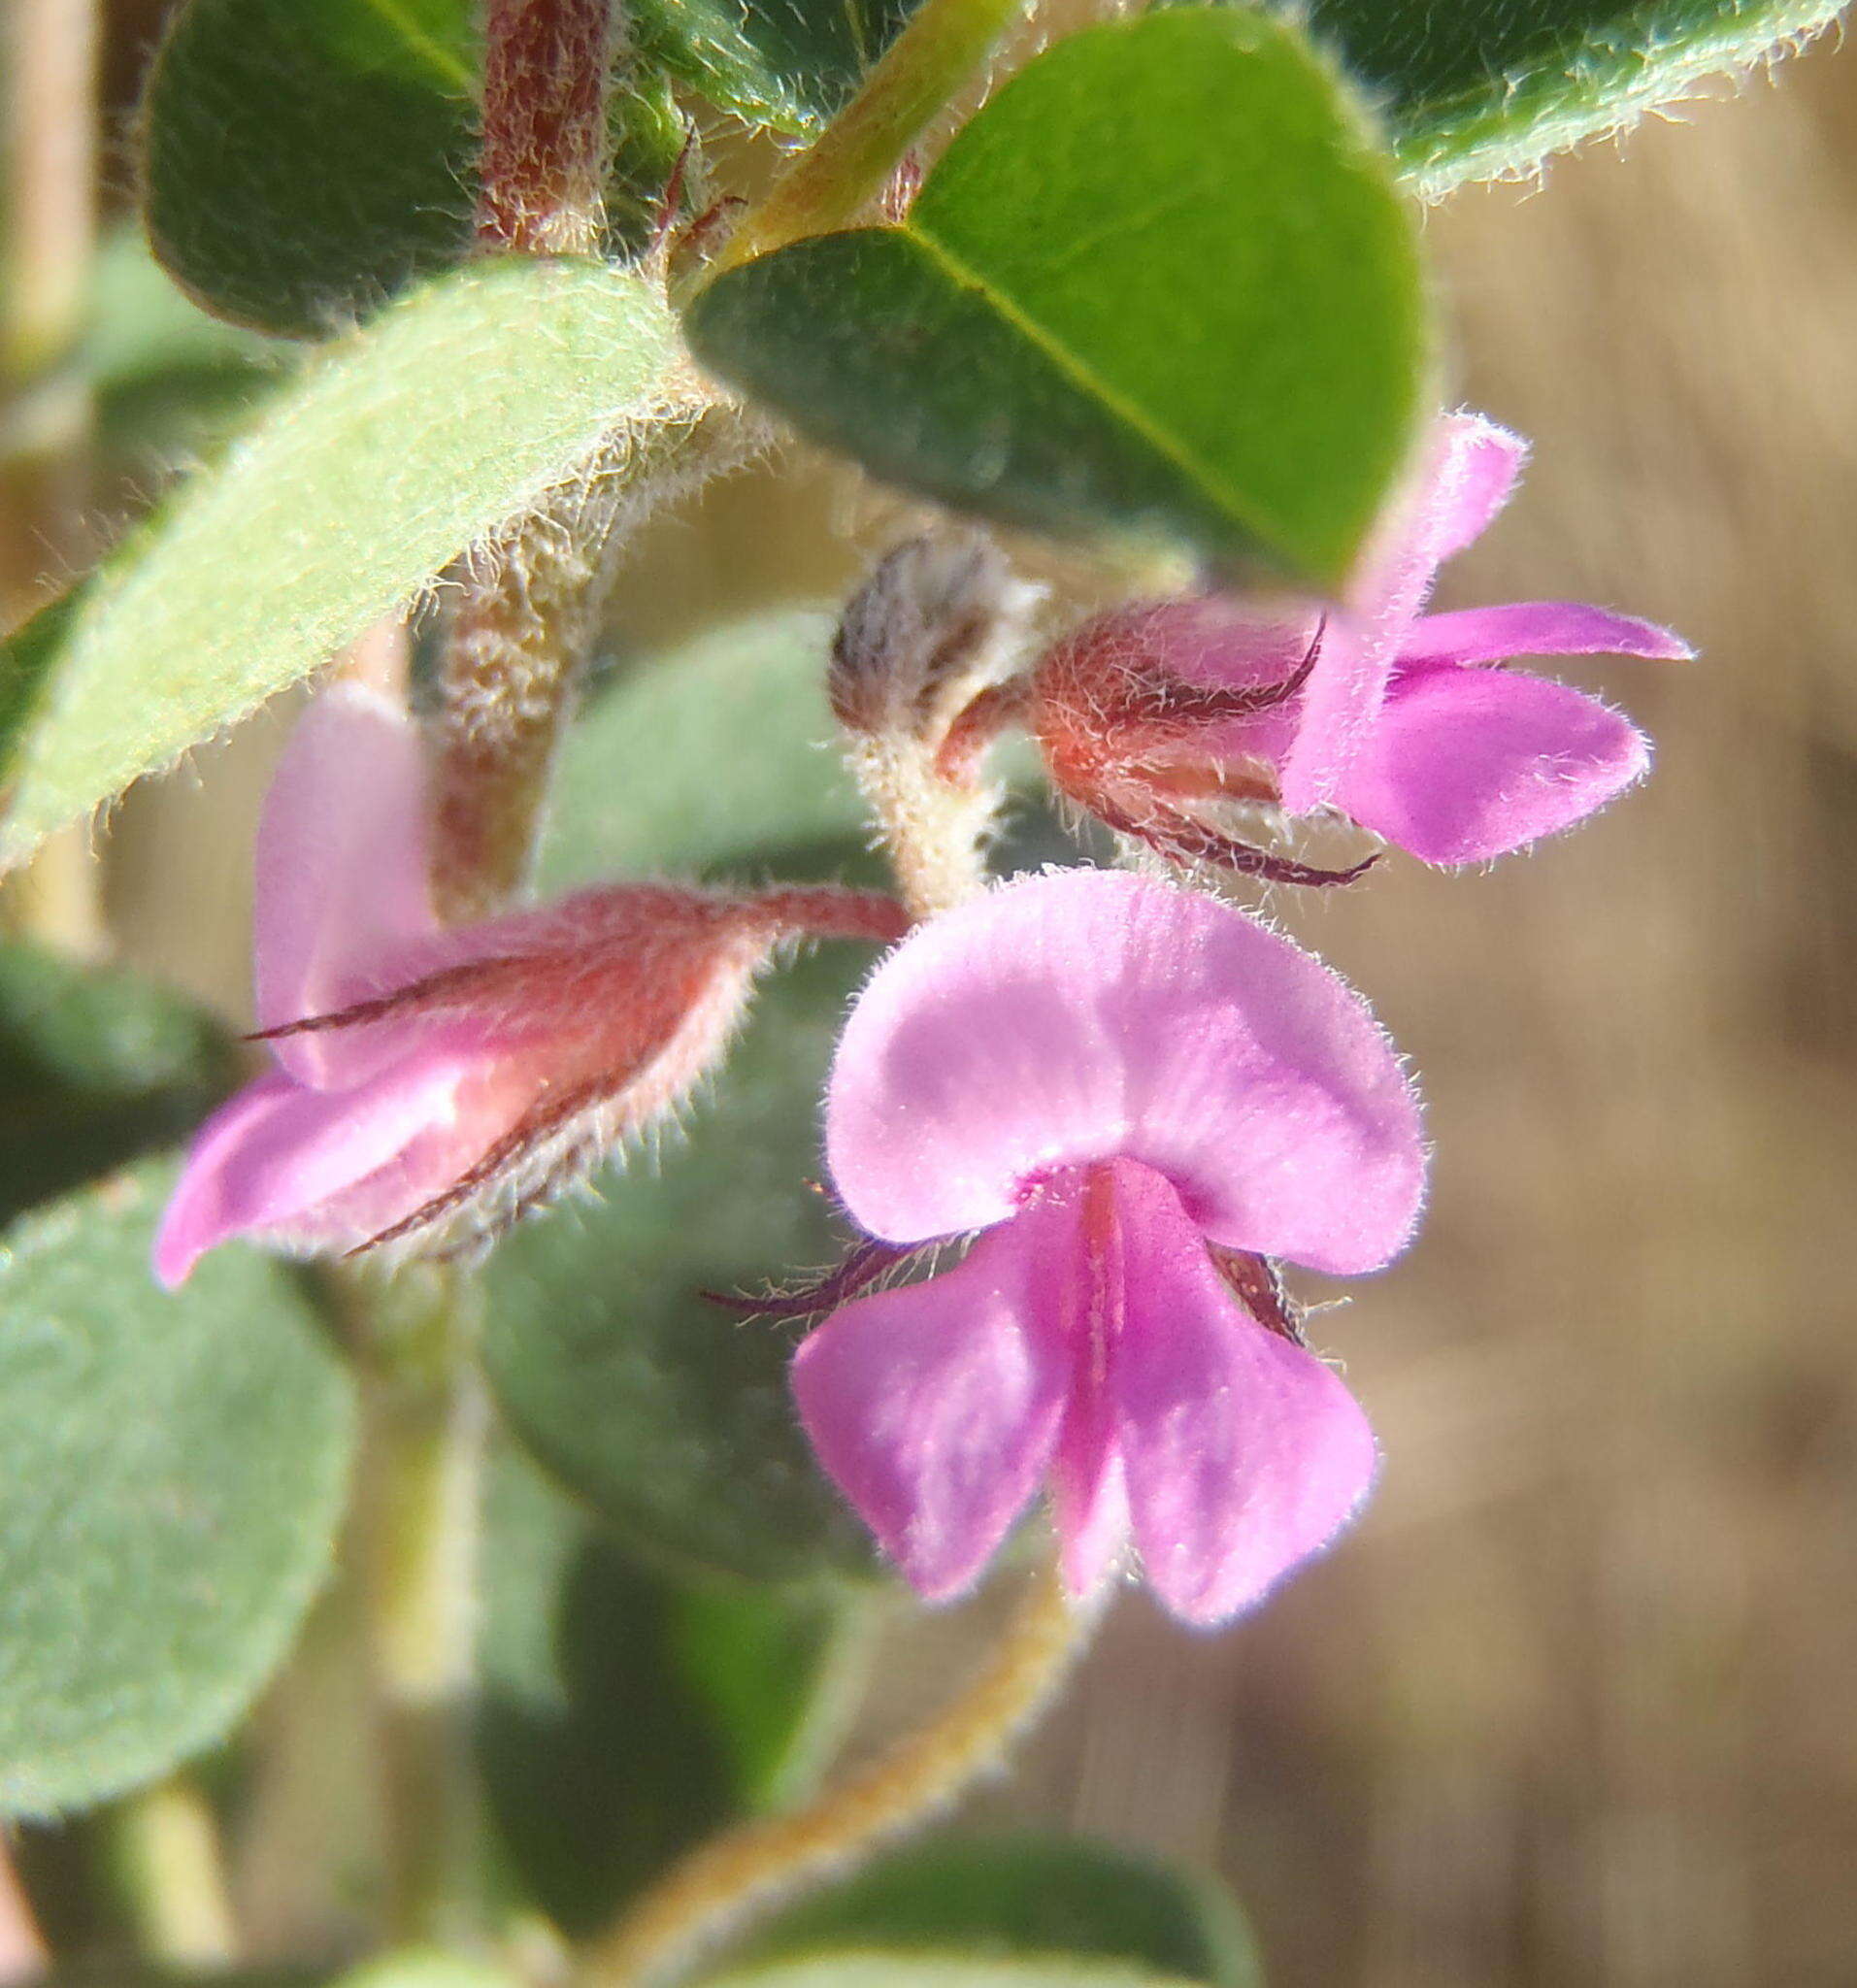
top-left (476, 0), bottom-right (614, 255)
top-left (934, 677), bottom-right (1031, 786)
top-left (752, 885), bottom-right (914, 945)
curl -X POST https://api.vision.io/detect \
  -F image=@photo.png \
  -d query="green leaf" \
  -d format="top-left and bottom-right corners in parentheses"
top-left (703, 1959), bottom-right (1211, 1988)
top-left (138, 0), bottom-right (705, 337)
top-left (628, 0), bottom-right (920, 135)
top-left (735, 1833), bottom-right (1262, 1986)
top-left (86, 225), bottom-right (292, 464)
top-left (481, 1449), bottom-right (864, 1934)
top-left (669, 1577), bottom-right (874, 1811)
top-left (0, 1157), bottom-right (356, 1817)
top-left (0, 942), bottom-right (238, 1226)
top-left (481, 945), bottom-right (879, 1586)
top-left (141, 0), bottom-right (481, 339)
top-left (684, 8), bottom-right (1430, 593)
top-left (1289, 0), bottom-right (1850, 194)
top-left (0, 256), bottom-right (681, 873)
top-left (494, 600), bottom-right (1079, 1583)
top-left (537, 610), bottom-right (869, 892)
top-left (335, 1954), bottom-right (516, 1988)
top-left (494, 616), bottom-right (882, 1584)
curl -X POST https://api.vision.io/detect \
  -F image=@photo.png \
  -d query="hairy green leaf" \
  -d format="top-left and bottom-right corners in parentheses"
top-left (139, 0), bottom-right (708, 337)
top-left (1292, 0), bottom-right (1850, 193)
top-left (538, 610), bottom-right (869, 892)
top-left (481, 1450), bottom-right (864, 1933)
top-left (481, 944), bottom-right (879, 1585)
top-left (0, 1157), bottom-right (355, 1817)
top-left (0, 257), bottom-right (682, 873)
top-left (628, 0), bottom-right (919, 134)
top-left (685, 8), bottom-right (1430, 592)
top-left (0, 942), bottom-right (237, 1226)
top-left (141, 0), bottom-right (481, 339)
top-left (737, 1833), bottom-right (1262, 1986)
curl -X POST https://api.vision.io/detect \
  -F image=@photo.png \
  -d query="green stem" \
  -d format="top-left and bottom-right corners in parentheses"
top-left (114, 1778), bottom-right (238, 1971)
top-left (704, 0), bottom-right (1024, 279)
top-left (356, 1267), bottom-right (492, 1946)
top-left (581, 1550), bottom-right (1096, 1988)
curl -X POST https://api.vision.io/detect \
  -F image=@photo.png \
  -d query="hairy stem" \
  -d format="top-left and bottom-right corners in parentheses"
top-left (1, 0), bottom-right (95, 381)
top-left (429, 500), bottom-right (610, 922)
top-left (429, 0), bottom-right (619, 921)
top-left (428, 411), bottom-right (746, 923)
top-left (846, 736), bottom-right (999, 920)
top-left (477, 0), bottom-right (615, 254)
top-left (581, 1551), bottom-right (1095, 1988)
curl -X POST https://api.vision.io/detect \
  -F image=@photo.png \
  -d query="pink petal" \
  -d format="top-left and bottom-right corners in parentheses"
top-left (1337, 664), bottom-right (1651, 866)
top-left (1402, 602), bottom-right (1694, 669)
top-left (153, 1050), bottom-right (473, 1287)
top-left (791, 1209), bottom-right (1070, 1601)
top-left (254, 683), bottom-right (441, 1086)
top-left (1108, 1164), bottom-right (1377, 1627)
top-left (1280, 413), bottom-right (1527, 815)
top-left (826, 870), bottom-right (1424, 1276)
top-left (1420, 413), bottom-right (1528, 567)
top-left (1052, 1440), bottom-right (1129, 1602)
top-left (1043, 1173), bottom-right (1133, 1602)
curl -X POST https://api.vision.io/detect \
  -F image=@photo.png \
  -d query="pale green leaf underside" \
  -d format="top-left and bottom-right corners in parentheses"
top-left (0, 257), bottom-right (680, 873)
top-left (0, 1157), bottom-right (354, 1817)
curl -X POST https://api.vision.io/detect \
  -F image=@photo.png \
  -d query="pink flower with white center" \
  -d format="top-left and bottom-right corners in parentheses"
top-left (1027, 412), bottom-right (1692, 878)
top-left (787, 868), bottom-right (1426, 1627)
top-left (155, 683), bottom-right (906, 1286)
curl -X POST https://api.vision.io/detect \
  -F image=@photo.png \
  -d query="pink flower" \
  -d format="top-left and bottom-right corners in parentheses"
top-left (155, 684), bottom-right (906, 1286)
top-left (787, 869), bottom-right (1425, 1627)
top-left (1028, 413), bottom-right (1692, 876)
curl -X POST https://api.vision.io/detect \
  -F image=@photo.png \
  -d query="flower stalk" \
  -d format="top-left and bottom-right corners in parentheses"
top-left (582, 1550), bottom-right (1093, 1988)
top-left (702, 0), bottom-right (1024, 279)
top-left (828, 534), bottom-right (1041, 919)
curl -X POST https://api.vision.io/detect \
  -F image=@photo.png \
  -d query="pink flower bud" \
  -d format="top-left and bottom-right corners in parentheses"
top-left (1026, 413), bottom-right (1692, 878)
top-left (155, 685), bottom-right (905, 1285)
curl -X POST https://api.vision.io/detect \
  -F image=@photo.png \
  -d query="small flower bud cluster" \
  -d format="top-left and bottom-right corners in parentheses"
top-left (156, 686), bottom-right (907, 1283)
top-left (827, 533), bottom-right (1043, 917)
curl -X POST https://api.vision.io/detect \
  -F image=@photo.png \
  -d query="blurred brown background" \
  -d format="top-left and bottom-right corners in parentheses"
top-left (6, 6), bottom-right (1856, 1984)
top-left (1011, 45), bottom-right (1857, 1988)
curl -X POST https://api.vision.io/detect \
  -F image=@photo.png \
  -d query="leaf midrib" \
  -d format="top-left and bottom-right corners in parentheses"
top-left (899, 220), bottom-right (1293, 575)
top-left (356, 0), bottom-right (476, 93)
